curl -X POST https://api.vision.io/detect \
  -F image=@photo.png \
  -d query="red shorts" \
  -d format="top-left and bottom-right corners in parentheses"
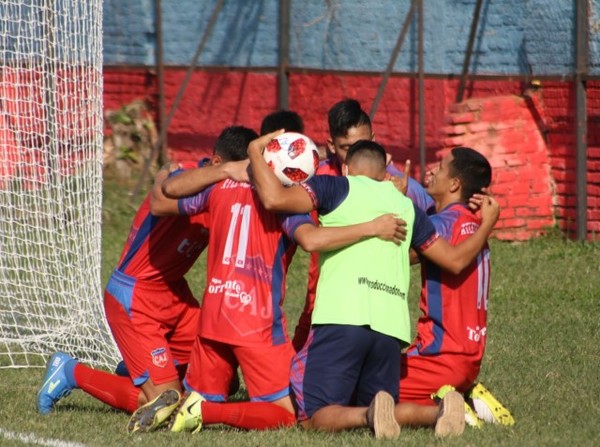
top-left (104, 270), bottom-right (201, 387)
top-left (399, 351), bottom-right (481, 406)
top-left (184, 337), bottom-right (294, 402)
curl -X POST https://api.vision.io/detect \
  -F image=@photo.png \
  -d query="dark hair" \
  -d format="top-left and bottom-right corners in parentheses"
top-left (260, 110), bottom-right (304, 135)
top-left (214, 126), bottom-right (258, 162)
top-left (345, 139), bottom-right (386, 169)
top-left (449, 147), bottom-right (492, 201)
top-left (328, 98), bottom-right (371, 139)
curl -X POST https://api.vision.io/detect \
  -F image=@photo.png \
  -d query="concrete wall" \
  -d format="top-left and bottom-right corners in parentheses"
top-left (103, 0), bottom-right (599, 75)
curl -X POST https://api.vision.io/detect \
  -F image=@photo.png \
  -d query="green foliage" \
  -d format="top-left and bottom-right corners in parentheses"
top-left (103, 100), bottom-right (158, 181)
top-left (1, 178), bottom-right (599, 446)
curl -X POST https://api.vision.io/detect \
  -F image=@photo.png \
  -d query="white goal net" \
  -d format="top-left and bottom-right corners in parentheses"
top-left (0, 1), bottom-right (119, 369)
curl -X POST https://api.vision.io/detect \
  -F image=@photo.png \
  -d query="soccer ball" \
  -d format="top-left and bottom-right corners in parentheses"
top-left (263, 132), bottom-right (320, 185)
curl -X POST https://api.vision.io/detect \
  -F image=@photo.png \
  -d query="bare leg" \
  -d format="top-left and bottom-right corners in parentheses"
top-left (394, 402), bottom-right (438, 427)
top-left (139, 378), bottom-right (181, 406)
top-left (394, 393), bottom-right (465, 437)
top-left (270, 395), bottom-right (295, 414)
top-left (306, 391), bottom-right (401, 440)
top-left (308, 405), bottom-right (368, 432)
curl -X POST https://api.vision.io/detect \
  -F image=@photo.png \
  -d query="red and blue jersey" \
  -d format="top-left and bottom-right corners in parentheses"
top-left (408, 203), bottom-right (490, 361)
top-left (115, 172), bottom-right (209, 282)
top-left (178, 179), bottom-right (312, 347)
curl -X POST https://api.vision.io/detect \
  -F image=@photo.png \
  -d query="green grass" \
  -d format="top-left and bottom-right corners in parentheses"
top-left (0, 179), bottom-right (599, 446)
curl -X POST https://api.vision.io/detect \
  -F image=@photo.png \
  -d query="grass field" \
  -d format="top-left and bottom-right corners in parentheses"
top-left (0, 178), bottom-right (599, 446)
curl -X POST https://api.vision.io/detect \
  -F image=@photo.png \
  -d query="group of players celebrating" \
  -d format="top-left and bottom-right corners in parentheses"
top-left (37, 99), bottom-right (515, 439)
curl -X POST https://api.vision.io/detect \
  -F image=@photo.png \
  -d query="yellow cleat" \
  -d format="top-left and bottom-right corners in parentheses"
top-left (466, 382), bottom-right (515, 426)
top-left (169, 391), bottom-right (206, 434)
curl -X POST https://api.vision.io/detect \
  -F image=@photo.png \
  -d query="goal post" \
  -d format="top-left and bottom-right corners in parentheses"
top-left (0, 1), bottom-right (119, 369)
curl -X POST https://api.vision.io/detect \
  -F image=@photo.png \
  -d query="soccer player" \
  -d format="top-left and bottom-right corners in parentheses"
top-left (292, 98), bottom-right (433, 351)
top-left (393, 147), bottom-right (515, 429)
top-left (247, 133), bottom-right (500, 439)
top-left (127, 126), bottom-right (405, 433)
top-left (260, 109), bottom-right (305, 135)
top-left (37, 157), bottom-right (212, 416)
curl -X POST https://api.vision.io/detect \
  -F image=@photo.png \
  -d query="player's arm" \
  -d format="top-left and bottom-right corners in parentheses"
top-left (162, 160), bottom-right (250, 198)
top-left (293, 213), bottom-right (407, 253)
top-left (149, 163), bottom-right (181, 215)
top-left (419, 195), bottom-right (499, 274)
top-left (247, 130), bottom-right (315, 213)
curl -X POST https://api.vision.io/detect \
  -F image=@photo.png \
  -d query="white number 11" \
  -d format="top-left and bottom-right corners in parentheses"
top-left (223, 202), bottom-right (251, 267)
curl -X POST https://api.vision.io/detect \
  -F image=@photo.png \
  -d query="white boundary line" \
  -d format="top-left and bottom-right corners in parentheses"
top-left (0, 428), bottom-right (87, 447)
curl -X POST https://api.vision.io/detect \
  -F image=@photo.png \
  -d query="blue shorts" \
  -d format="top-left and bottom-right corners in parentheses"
top-left (290, 324), bottom-right (401, 421)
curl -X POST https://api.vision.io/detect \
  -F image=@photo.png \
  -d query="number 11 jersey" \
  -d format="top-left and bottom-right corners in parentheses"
top-left (179, 179), bottom-right (312, 347)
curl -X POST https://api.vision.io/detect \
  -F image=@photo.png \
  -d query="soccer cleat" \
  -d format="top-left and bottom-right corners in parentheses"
top-left (169, 391), bottom-right (206, 433)
top-left (466, 382), bottom-right (515, 426)
top-left (37, 352), bottom-right (77, 415)
top-left (366, 391), bottom-right (401, 440)
top-left (127, 389), bottom-right (181, 433)
top-left (434, 390), bottom-right (465, 437)
top-left (431, 384), bottom-right (483, 429)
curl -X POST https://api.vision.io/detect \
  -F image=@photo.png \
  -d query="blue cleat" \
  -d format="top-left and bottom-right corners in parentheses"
top-left (37, 352), bottom-right (77, 414)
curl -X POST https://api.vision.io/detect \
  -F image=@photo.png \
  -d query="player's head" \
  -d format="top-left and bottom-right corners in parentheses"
top-left (260, 110), bottom-right (304, 135)
top-left (327, 99), bottom-right (374, 165)
top-left (449, 147), bottom-right (492, 201)
top-left (343, 140), bottom-right (387, 181)
top-left (212, 126), bottom-right (258, 164)
top-left (427, 147), bottom-right (492, 202)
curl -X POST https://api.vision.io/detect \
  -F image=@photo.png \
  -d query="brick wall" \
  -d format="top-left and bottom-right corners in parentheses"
top-left (439, 95), bottom-right (555, 241)
top-left (103, 69), bottom-right (600, 240)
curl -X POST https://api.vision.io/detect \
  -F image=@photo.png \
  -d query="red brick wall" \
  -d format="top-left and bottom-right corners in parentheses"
top-left (103, 68), bottom-right (600, 240)
top-left (439, 95), bottom-right (555, 241)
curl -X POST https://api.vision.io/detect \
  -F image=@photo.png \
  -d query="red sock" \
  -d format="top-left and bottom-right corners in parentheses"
top-left (202, 401), bottom-right (296, 430)
top-left (73, 363), bottom-right (141, 413)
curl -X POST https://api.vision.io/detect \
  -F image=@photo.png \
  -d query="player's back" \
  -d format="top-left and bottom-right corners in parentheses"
top-left (200, 179), bottom-right (300, 347)
top-left (115, 194), bottom-right (208, 282)
top-left (414, 203), bottom-right (489, 360)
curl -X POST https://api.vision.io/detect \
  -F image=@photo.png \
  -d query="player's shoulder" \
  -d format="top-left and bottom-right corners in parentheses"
top-left (434, 203), bottom-right (479, 236)
top-left (317, 157), bottom-right (341, 176)
top-left (444, 202), bottom-right (478, 221)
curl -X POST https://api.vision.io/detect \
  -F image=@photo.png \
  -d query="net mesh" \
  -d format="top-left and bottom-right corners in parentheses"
top-left (0, 0), bottom-right (119, 369)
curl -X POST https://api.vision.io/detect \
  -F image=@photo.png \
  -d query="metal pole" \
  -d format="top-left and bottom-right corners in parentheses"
top-left (155, 0), bottom-right (167, 164)
top-left (131, 0), bottom-right (224, 200)
top-left (278, 0), bottom-right (290, 110)
top-left (575, 0), bottom-right (588, 240)
top-left (456, 0), bottom-right (484, 103)
top-left (369, 0), bottom-right (418, 120)
top-left (418, 0), bottom-right (426, 184)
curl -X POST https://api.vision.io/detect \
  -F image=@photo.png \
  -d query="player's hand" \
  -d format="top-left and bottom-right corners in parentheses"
top-left (247, 129), bottom-right (285, 155)
top-left (371, 213), bottom-right (407, 244)
top-left (389, 159), bottom-right (410, 195)
top-left (468, 187), bottom-right (490, 211)
top-left (479, 194), bottom-right (500, 228)
top-left (224, 159), bottom-right (251, 183)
